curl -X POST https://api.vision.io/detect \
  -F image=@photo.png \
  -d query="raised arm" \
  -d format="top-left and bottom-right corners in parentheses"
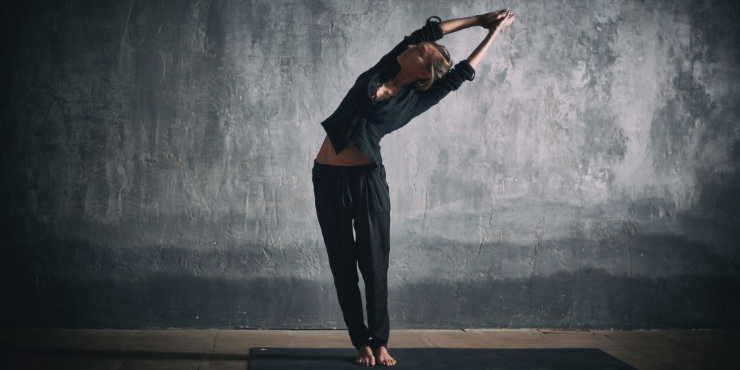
top-left (466, 10), bottom-right (516, 69)
top-left (375, 11), bottom-right (512, 68)
top-left (438, 14), bottom-right (485, 35)
top-left (464, 26), bottom-right (500, 70)
top-left (374, 16), bottom-right (445, 68)
top-left (410, 10), bottom-right (516, 118)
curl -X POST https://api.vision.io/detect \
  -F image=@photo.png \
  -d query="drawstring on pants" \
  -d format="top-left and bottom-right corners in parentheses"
top-left (313, 159), bottom-right (379, 211)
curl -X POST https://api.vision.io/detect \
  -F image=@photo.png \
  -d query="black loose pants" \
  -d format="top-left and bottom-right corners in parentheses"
top-left (311, 159), bottom-right (391, 350)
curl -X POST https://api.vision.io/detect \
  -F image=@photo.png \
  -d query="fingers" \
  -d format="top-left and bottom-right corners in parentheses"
top-left (487, 9), bottom-right (509, 18)
top-left (495, 9), bottom-right (513, 20)
top-left (496, 12), bottom-right (517, 28)
top-left (486, 10), bottom-right (511, 22)
top-left (483, 9), bottom-right (516, 29)
top-left (504, 11), bottom-right (516, 21)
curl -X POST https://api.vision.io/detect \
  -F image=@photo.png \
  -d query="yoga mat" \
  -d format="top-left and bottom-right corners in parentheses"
top-left (247, 347), bottom-right (637, 369)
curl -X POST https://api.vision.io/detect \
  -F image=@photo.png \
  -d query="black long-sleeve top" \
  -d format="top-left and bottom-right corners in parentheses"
top-left (320, 16), bottom-right (476, 166)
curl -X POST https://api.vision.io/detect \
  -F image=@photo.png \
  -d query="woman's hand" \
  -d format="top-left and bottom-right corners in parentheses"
top-left (466, 9), bottom-right (516, 69)
top-left (478, 9), bottom-right (517, 31)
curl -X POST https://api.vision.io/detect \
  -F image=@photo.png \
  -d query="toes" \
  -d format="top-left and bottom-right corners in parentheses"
top-left (357, 357), bottom-right (373, 366)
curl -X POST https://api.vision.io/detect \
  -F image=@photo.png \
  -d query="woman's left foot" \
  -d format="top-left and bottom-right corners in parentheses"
top-left (372, 346), bottom-right (397, 366)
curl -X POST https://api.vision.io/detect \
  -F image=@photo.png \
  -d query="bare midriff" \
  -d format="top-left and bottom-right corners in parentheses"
top-left (315, 135), bottom-right (376, 166)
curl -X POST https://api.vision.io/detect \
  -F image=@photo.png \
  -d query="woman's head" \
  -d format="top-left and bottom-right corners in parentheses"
top-left (398, 41), bottom-right (452, 91)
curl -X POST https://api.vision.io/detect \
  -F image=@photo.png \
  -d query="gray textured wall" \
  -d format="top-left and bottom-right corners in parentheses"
top-left (1, 0), bottom-right (738, 330)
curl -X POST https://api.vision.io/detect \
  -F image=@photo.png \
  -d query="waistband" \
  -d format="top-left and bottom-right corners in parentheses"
top-left (312, 160), bottom-right (385, 209)
top-left (312, 159), bottom-right (384, 175)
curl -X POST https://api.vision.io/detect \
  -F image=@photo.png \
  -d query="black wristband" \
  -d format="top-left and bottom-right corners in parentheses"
top-left (426, 15), bottom-right (442, 24)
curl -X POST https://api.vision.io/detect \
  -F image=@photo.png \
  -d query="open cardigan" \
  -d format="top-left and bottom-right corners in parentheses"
top-left (319, 16), bottom-right (476, 166)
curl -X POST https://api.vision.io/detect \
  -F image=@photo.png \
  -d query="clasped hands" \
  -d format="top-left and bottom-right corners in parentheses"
top-left (478, 9), bottom-right (517, 31)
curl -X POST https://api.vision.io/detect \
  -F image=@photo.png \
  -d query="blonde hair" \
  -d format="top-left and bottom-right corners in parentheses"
top-left (412, 42), bottom-right (452, 92)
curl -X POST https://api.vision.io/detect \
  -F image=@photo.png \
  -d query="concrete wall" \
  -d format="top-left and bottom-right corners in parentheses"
top-left (1, 0), bottom-right (738, 329)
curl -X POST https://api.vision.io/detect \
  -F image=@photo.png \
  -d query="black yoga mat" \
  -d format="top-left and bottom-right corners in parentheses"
top-left (247, 347), bottom-right (637, 369)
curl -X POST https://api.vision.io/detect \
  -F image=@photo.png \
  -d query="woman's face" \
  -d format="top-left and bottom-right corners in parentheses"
top-left (397, 42), bottom-right (436, 80)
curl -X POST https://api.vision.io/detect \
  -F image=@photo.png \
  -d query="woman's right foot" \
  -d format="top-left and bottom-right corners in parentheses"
top-left (356, 345), bottom-right (375, 366)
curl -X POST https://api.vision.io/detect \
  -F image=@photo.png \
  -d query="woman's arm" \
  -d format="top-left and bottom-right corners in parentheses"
top-left (466, 10), bottom-right (516, 69)
top-left (439, 15), bottom-right (484, 35)
top-left (372, 16), bottom-right (445, 69)
top-left (407, 10), bottom-right (516, 119)
top-left (466, 28), bottom-right (500, 70)
top-left (439, 9), bottom-right (512, 35)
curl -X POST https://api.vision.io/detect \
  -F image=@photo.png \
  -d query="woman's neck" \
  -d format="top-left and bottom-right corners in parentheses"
top-left (386, 66), bottom-right (417, 91)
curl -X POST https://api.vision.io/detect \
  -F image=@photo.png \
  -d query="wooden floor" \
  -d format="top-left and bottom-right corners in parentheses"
top-left (2, 328), bottom-right (737, 369)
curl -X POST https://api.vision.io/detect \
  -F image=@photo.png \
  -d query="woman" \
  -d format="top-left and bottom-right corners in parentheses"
top-left (312, 9), bottom-right (517, 366)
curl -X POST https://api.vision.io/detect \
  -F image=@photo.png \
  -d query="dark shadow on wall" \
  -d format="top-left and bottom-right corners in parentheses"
top-left (2, 236), bottom-right (739, 330)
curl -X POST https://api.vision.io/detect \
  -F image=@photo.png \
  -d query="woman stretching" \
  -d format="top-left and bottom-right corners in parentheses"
top-left (312, 9), bottom-right (517, 366)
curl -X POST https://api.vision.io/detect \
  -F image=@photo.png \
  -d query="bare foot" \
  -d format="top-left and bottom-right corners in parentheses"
top-left (373, 346), bottom-right (397, 366)
top-left (355, 345), bottom-right (375, 366)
